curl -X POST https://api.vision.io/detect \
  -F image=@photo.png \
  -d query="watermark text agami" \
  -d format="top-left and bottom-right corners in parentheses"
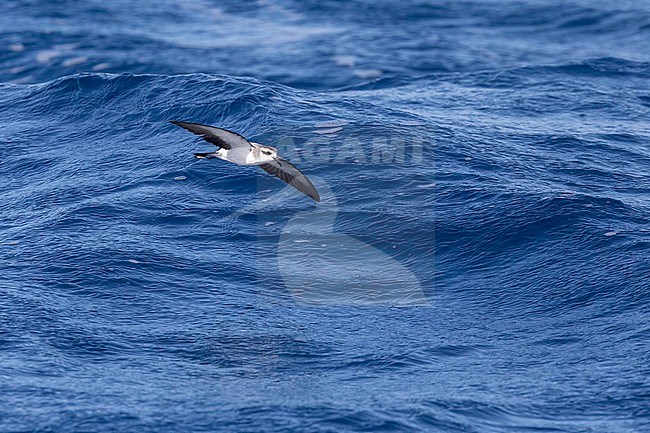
top-left (275, 134), bottom-right (424, 166)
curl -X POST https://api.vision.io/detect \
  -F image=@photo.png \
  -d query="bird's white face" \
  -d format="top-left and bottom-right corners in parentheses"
top-left (259, 146), bottom-right (278, 162)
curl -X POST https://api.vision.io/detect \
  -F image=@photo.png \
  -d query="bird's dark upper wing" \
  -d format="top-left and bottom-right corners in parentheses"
top-left (170, 121), bottom-right (251, 150)
top-left (259, 158), bottom-right (320, 202)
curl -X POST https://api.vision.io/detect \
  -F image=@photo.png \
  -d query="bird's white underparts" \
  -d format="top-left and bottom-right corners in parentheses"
top-left (170, 121), bottom-right (320, 202)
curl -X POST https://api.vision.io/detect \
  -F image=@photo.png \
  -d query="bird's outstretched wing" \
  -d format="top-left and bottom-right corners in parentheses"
top-left (259, 158), bottom-right (320, 202)
top-left (170, 121), bottom-right (251, 150)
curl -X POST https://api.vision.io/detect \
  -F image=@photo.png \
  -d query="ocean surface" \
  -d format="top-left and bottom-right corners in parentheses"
top-left (1, 1), bottom-right (649, 432)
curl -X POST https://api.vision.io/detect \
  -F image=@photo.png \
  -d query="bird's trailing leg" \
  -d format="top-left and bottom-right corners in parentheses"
top-left (194, 152), bottom-right (219, 159)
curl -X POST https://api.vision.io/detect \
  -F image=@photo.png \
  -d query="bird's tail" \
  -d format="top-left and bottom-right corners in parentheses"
top-left (194, 152), bottom-right (217, 159)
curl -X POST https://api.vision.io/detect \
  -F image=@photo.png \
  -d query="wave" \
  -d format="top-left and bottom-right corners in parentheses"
top-left (1, 70), bottom-right (646, 317)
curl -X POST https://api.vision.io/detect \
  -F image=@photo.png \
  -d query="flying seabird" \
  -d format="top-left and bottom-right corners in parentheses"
top-left (170, 121), bottom-right (320, 202)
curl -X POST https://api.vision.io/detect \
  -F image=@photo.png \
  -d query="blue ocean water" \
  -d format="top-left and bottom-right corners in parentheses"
top-left (1, 0), bottom-right (649, 431)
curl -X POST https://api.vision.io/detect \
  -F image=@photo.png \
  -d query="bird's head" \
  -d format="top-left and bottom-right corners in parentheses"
top-left (259, 145), bottom-right (278, 162)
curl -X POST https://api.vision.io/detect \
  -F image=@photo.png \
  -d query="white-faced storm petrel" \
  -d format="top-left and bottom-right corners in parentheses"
top-left (170, 121), bottom-right (320, 202)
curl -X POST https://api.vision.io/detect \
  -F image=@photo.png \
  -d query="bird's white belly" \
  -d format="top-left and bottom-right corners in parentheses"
top-left (245, 151), bottom-right (260, 165)
top-left (217, 147), bottom-right (255, 165)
